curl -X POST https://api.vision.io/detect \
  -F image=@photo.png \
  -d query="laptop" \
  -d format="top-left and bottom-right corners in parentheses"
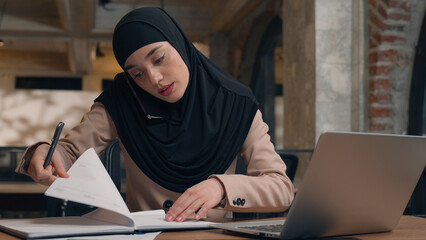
top-left (211, 132), bottom-right (426, 239)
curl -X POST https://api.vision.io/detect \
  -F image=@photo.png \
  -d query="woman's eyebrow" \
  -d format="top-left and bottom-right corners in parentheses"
top-left (145, 45), bottom-right (162, 60)
top-left (125, 64), bottom-right (135, 71)
top-left (124, 45), bottom-right (163, 71)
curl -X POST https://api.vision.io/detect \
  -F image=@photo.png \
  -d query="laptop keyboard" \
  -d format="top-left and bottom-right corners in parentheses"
top-left (239, 223), bottom-right (283, 233)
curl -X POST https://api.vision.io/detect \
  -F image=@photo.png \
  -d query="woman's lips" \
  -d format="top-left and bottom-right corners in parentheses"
top-left (159, 82), bottom-right (175, 96)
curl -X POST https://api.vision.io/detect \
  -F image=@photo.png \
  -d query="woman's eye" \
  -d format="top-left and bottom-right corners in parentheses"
top-left (134, 72), bottom-right (143, 79)
top-left (154, 53), bottom-right (165, 64)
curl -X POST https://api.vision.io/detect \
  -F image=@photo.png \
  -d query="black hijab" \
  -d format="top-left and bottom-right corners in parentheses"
top-left (95, 7), bottom-right (258, 193)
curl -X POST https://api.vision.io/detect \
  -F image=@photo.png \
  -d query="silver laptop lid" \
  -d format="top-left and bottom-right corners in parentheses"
top-left (282, 132), bottom-right (426, 239)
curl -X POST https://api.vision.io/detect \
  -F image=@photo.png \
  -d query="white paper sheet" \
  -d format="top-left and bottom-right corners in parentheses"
top-left (45, 148), bottom-right (130, 219)
top-left (131, 210), bottom-right (214, 230)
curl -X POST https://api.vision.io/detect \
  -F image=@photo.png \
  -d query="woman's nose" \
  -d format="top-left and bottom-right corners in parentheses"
top-left (146, 68), bottom-right (163, 86)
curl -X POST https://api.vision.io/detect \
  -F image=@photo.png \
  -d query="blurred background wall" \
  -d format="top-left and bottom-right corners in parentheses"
top-left (0, 0), bottom-right (425, 184)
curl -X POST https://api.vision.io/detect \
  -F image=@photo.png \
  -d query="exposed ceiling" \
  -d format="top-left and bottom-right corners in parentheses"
top-left (0, 0), bottom-right (261, 76)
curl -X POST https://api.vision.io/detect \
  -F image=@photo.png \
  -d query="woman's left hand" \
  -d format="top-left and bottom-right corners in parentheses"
top-left (165, 178), bottom-right (225, 222)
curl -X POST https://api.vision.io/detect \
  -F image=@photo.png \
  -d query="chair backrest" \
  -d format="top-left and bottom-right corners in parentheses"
top-left (0, 146), bottom-right (30, 182)
top-left (233, 150), bottom-right (299, 219)
top-left (99, 139), bottom-right (122, 192)
top-left (275, 150), bottom-right (299, 182)
top-left (235, 150), bottom-right (299, 182)
top-left (405, 167), bottom-right (426, 216)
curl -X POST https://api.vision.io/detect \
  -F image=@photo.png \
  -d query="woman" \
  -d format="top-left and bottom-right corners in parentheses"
top-left (16, 7), bottom-right (294, 222)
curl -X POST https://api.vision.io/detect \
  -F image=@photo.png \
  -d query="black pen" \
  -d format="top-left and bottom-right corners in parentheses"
top-left (163, 200), bottom-right (174, 213)
top-left (43, 122), bottom-right (64, 169)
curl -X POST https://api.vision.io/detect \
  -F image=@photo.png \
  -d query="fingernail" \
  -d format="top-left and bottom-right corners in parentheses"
top-left (176, 216), bottom-right (183, 222)
top-left (195, 214), bottom-right (201, 220)
top-left (166, 214), bottom-right (173, 221)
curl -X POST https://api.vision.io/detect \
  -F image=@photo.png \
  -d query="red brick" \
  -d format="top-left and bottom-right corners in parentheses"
top-left (381, 35), bottom-right (406, 44)
top-left (369, 79), bottom-right (393, 90)
top-left (369, 92), bottom-right (392, 103)
top-left (369, 52), bottom-right (379, 63)
top-left (266, 0), bottom-right (282, 13)
top-left (388, 0), bottom-right (410, 11)
top-left (382, 0), bottom-right (391, 7)
top-left (371, 31), bottom-right (382, 44)
top-left (369, 0), bottom-right (378, 8)
top-left (387, 12), bottom-right (411, 21)
top-left (378, 49), bottom-right (399, 62)
top-left (369, 65), bottom-right (392, 76)
top-left (370, 121), bottom-right (393, 131)
top-left (378, 4), bottom-right (387, 19)
top-left (370, 39), bottom-right (379, 49)
top-left (369, 107), bottom-right (393, 117)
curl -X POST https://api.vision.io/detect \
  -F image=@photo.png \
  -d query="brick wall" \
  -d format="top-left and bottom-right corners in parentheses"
top-left (368, 0), bottom-right (414, 133)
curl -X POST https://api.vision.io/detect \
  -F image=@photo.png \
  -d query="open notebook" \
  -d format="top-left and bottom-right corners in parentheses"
top-left (0, 148), bottom-right (213, 239)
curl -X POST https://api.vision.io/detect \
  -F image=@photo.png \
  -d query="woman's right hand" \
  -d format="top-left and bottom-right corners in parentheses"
top-left (26, 144), bottom-right (69, 186)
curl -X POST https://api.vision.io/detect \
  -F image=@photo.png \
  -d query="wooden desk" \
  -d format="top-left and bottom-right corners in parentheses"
top-left (0, 216), bottom-right (425, 239)
top-left (156, 216), bottom-right (426, 239)
top-left (0, 182), bottom-right (48, 194)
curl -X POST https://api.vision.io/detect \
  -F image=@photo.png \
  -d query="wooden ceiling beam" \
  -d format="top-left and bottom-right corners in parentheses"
top-left (0, 30), bottom-right (112, 42)
top-left (56, 0), bottom-right (71, 32)
top-left (67, 39), bottom-right (96, 74)
top-left (0, 50), bottom-right (69, 71)
top-left (66, 0), bottom-right (97, 74)
top-left (66, 0), bottom-right (97, 37)
top-left (211, 0), bottom-right (262, 34)
top-left (0, 0), bottom-right (261, 75)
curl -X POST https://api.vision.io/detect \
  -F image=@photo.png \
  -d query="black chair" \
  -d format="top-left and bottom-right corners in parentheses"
top-left (275, 149), bottom-right (299, 182)
top-left (47, 140), bottom-right (124, 217)
top-left (404, 167), bottom-right (426, 218)
top-left (99, 140), bottom-right (123, 192)
top-left (233, 150), bottom-right (299, 219)
top-left (0, 146), bottom-right (30, 182)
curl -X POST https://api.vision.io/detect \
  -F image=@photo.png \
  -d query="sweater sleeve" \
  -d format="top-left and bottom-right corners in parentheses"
top-left (15, 102), bottom-right (118, 174)
top-left (210, 110), bottom-right (294, 212)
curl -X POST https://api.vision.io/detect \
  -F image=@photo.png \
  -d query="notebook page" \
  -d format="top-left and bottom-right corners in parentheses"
top-left (131, 210), bottom-right (214, 231)
top-left (45, 148), bottom-right (131, 223)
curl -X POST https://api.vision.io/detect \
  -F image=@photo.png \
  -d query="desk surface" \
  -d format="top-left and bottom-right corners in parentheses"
top-left (0, 215), bottom-right (425, 239)
top-left (156, 216), bottom-right (426, 239)
top-left (0, 182), bottom-right (48, 194)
